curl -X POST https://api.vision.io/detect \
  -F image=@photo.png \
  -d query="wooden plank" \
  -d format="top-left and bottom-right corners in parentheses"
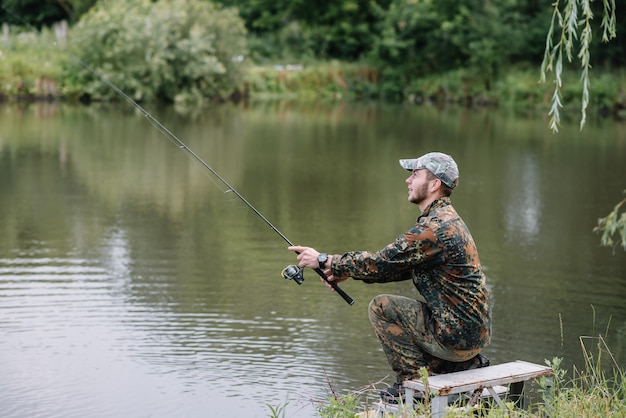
top-left (403, 361), bottom-right (552, 396)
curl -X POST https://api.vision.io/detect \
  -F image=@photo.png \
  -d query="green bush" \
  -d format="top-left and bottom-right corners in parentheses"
top-left (64, 0), bottom-right (248, 103)
top-left (0, 27), bottom-right (68, 98)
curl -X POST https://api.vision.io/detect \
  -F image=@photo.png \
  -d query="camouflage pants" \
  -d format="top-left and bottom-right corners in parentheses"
top-left (369, 294), bottom-right (480, 383)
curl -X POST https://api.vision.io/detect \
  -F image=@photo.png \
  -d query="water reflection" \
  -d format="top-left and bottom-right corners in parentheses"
top-left (504, 153), bottom-right (541, 244)
top-left (104, 228), bottom-right (131, 280)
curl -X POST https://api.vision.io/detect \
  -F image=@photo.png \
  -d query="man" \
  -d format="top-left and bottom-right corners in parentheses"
top-left (288, 152), bottom-right (491, 402)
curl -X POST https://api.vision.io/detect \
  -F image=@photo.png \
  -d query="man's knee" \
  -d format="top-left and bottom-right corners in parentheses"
top-left (368, 294), bottom-right (384, 311)
top-left (368, 294), bottom-right (392, 322)
top-left (369, 294), bottom-right (423, 319)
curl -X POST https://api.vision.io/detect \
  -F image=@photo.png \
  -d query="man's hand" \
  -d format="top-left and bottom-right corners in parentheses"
top-left (288, 246), bottom-right (348, 289)
top-left (288, 246), bottom-right (355, 305)
top-left (287, 245), bottom-right (320, 269)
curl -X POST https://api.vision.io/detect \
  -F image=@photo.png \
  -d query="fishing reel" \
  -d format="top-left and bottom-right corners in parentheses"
top-left (281, 264), bottom-right (304, 285)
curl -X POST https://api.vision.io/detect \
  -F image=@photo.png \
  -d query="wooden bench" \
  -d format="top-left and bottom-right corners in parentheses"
top-left (381, 360), bottom-right (553, 417)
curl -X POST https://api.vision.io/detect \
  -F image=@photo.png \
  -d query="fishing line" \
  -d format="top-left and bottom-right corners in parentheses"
top-left (1, 8), bottom-right (354, 304)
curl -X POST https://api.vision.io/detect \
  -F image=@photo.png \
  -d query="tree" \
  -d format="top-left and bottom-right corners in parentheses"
top-left (367, 0), bottom-right (549, 99)
top-left (213, 0), bottom-right (391, 61)
top-left (65, 0), bottom-right (248, 103)
top-left (540, 0), bottom-right (625, 252)
top-left (539, 0), bottom-right (617, 132)
top-left (594, 196), bottom-right (626, 252)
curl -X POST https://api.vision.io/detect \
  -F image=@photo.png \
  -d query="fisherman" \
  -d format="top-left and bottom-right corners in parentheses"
top-left (288, 151), bottom-right (491, 403)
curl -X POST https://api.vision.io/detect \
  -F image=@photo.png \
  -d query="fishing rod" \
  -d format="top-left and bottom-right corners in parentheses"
top-left (60, 46), bottom-right (355, 305)
top-left (81, 62), bottom-right (354, 305)
top-left (1, 4), bottom-right (353, 305)
top-left (116, 86), bottom-right (353, 304)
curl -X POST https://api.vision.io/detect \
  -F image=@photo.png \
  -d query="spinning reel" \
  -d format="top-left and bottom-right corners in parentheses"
top-left (281, 263), bottom-right (354, 305)
top-left (281, 264), bottom-right (304, 285)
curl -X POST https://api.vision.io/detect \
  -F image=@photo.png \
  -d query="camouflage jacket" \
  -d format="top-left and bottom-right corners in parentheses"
top-left (330, 197), bottom-right (491, 351)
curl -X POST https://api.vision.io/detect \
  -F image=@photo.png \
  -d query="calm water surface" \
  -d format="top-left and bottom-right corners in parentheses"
top-left (1, 102), bottom-right (625, 417)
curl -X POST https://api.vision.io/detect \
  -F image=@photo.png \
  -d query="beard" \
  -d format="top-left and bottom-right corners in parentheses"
top-left (409, 182), bottom-right (429, 205)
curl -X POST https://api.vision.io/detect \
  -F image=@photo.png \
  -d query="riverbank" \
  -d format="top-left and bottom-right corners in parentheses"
top-left (2, 28), bottom-right (625, 120)
top-left (4, 60), bottom-right (626, 121)
top-left (246, 62), bottom-right (626, 118)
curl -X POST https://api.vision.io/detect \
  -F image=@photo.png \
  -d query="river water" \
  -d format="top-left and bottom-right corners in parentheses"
top-left (1, 102), bottom-right (625, 417)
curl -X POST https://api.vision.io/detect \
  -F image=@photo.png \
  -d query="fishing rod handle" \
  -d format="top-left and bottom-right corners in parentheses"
top-left (313, 267), bottom-right (355, 306)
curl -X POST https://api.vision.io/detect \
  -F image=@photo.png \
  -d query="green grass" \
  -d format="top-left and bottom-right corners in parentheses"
top-left (245, 61), bottom-right (380, 101)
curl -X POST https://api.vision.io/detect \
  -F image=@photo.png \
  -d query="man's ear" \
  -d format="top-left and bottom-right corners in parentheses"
top-left (430, 178), bottom-right (442, 192)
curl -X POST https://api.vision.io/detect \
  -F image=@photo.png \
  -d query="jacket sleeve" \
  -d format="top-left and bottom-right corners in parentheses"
top-left (331, 225), bottom-right (442, 283)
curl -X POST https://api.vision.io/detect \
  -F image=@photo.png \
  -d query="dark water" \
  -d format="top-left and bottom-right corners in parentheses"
top-left (1, 102), bottom-right (625, 417)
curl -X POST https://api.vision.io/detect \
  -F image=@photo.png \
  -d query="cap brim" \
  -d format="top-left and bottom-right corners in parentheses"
top-left (399, 158), bottom-right (420, 171)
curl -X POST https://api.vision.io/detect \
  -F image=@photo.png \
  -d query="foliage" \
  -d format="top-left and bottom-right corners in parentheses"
top-left (245, 62), bottom-right (381, 101)
top-left (594, 194), bottom-right (626, 252)
top-left (317, 391), bottom-right (360, 417)
top-left (265, 401), bottom-right (288, 418)
top-left (214, 0), bottom-right (391, 61)
top-left (367, 0), bottom-right (545, 100)
top-left (404, 68), bottom-right (500, 106)
top-left (536, 337), bottom-right (626, 418)
top-left (0, 26), bottom-right (69, 98)
top-left (4, 0), bottom-right (626, 108)
top-left (539, 1), bottom-right (625, 252)
top-left (540, 0), bottom-right (618, 132)
top-left (64, 0), bottom-right (248, 103)
top-left (0, 0), bottom-right (96, 26)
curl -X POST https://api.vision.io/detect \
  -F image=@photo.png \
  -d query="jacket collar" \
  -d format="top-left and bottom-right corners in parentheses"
top-left (418, 197), bottom-right (451, 219)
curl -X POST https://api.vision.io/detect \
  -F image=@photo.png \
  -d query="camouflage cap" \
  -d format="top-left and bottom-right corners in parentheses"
top-left (399, 152), bottom-right (459, 188)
